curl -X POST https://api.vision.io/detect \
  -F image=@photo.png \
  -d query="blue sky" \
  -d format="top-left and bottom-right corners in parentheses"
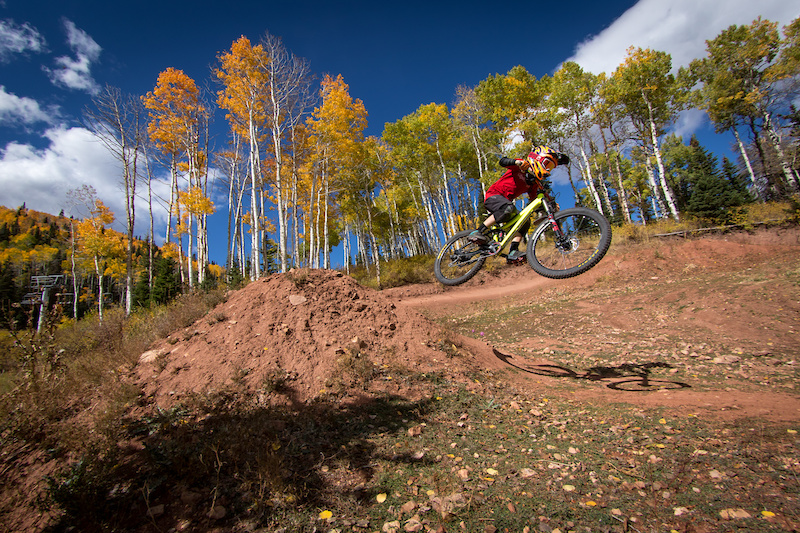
top-left (0, 0), bottom-right (797, 267)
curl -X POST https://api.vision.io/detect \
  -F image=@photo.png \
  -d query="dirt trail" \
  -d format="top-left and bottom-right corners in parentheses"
top-left (385, 227), bottom-right (800, 422)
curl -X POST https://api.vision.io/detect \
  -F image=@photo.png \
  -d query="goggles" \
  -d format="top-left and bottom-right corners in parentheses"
top-left (529, 154), bottom-right (557, 172)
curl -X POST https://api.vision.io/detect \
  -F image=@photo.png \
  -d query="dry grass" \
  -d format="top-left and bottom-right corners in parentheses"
top-left (612, 200), bottom-right (794, 244)
top-left (0, 289), bottom-right (227, 452)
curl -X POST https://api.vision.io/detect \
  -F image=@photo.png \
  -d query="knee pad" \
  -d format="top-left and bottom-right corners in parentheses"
top-left (497, 203), bottom-right (517, 224)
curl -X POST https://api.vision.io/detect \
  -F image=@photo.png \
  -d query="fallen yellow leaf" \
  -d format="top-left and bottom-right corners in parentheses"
top-left (376, 493), bottom-right (387, 503)
top-left (762, 511), bottom-right (776, 517)
top-left (318, 510), bottom-right (332, 520)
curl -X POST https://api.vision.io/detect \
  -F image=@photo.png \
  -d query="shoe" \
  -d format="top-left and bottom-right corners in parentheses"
top-left (506, 249), bottom-right (525, 264)
top-left (468, 229), bottom-right (488, 245)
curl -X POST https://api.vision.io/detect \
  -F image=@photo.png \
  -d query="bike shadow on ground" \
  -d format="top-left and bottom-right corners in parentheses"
top-left (492, 348), bottom-right (691, 391)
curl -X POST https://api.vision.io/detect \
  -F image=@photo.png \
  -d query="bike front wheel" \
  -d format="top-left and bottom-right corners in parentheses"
top-left (527, 207), bottom-right (611, 279)
top-left (434, 230), bottom-right (487, 286)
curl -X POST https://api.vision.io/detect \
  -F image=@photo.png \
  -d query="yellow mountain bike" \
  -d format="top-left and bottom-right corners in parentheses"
top-left (434, 193), bottom-right (611, 286)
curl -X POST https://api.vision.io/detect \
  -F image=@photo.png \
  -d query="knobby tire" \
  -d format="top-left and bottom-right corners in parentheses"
top-left (434, 229), bottom-right (487, 286)
top-left (526, 207), bottom-right (611, 279)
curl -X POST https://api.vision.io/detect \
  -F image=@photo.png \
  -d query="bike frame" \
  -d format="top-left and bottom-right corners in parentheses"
top-left (488, 193), bottom-right (555, 252)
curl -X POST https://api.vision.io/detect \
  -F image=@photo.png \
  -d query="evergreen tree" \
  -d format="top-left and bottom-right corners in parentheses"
top-left (0, 261), bottom-right (16, 328)
top-left (262, 238), bottom-right (280, 275)
top-left (721, 157), bottom-right (754, 201)
top-left (31, 226), bottom-right (42, 246)
top-left (151, 256), bottom-right (181, 305)
top-left (687, 168), bottom-right (748, 224)
top-left (661, 134), bottom-right (695, 211)
top-left (227, 258), bottom-right (245, 289)
top-left (199, 264), bottom-right (219, 292)
top-left (132, 269), bottom-right (151, 308)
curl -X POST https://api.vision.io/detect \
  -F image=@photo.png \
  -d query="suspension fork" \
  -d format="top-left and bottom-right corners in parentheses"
top-left (541, 195), bottom-right (567, 241)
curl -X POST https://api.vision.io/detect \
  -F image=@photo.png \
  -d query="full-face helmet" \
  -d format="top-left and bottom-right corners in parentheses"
top-left (526, 146), bottom-right (569, 181)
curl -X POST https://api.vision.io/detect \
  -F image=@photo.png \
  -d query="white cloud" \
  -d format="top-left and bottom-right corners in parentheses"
top-left (64, 19), bottom-right (101, 60)
top-left (569, 0), bottom-right (800, 75)
top-left (45, 20), bottom-right (101, 93)
top-left (0, 86), bottom-right (57, 125)
top-left (0, 18), bottom-right (46, 61)
top-left (0, 126), bottom-right (170, 236)
top-left (672, 108), bottom-right (708, 139)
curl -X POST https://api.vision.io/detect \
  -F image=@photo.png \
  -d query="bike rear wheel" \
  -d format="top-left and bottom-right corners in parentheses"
top-left (434, 230), bottom-right (487, 286)
top-left (527, 207), bottom-right (611, 279)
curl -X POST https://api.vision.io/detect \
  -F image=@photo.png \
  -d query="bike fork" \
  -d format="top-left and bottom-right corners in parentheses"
top-left (544, 205), bottom-right (572, 249)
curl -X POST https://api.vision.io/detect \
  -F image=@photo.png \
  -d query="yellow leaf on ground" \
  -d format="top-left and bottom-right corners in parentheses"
top-left (376, 493), bottom-right (387, 503)
top-left (318, 510), bottom-right (333, 520)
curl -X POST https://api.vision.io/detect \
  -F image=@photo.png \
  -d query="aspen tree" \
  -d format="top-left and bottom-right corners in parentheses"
top-left (548, 62), bottom-right (605, 213)
top-left (84, 85), bottom-right (143, 315)
top-left (690, 17), bottom-right (800, 196)
top-left (611, 48), bottom-right (684, 220)
top-left (216, 37), bottom-right (270, 279)
top-left (74, 198), bottom-right (124, 322)
top-left (307, 74), bottom-right (367, 268)
top-left (258, 32), bottom-right (313, 272)
top-left (143, 68), bottom-right (211, 288)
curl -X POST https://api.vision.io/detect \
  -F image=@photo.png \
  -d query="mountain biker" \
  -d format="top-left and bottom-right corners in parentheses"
top-left (469, 146), bottom-right (570, 263)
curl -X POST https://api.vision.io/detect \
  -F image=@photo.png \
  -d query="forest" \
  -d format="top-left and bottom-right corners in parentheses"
top-left (0, 16), bottom-right (798, 323)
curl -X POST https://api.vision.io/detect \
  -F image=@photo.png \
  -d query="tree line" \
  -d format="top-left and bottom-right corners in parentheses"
top-left (143, 16), bottom-right (794, 289)
top-left (3, 16), bottom-right (798, 320)
top-left (0, 203), bottom-right (230, 327)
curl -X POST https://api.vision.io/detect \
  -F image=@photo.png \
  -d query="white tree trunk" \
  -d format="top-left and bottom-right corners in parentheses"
top-left (644, 156), bottom-right (666, 219)
top-left (763, 112), bottom-right (800, 192)
top-left (733, 128), bottom-right (759, 198)
top-left (644, 94), bottom-right (679, 221)
top-left (248, 109), bottom-right (262, 280)
top-left (578, 146), bottom-right (603, 211)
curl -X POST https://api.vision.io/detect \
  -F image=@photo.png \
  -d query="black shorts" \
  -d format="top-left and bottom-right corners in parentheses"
top-left (484, 195), bottom-right (516, 223)
top-left (484, 195), bottom-right (530, 234)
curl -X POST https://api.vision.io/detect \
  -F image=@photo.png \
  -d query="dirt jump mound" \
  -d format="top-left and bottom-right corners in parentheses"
top-left (136, 269), bottom-right (499, 409)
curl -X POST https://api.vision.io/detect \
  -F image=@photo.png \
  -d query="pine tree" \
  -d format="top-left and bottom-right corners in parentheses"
top-left (262, 238), bottom-right (280, 274)
top-left (721, 157), bottom-right (753, 200)
top-left (151, 256), bottom-right (181, 305)
top-left (0, 261), bottom-right (16, 328)
top-left (132, 269), bottom-right (151, 308)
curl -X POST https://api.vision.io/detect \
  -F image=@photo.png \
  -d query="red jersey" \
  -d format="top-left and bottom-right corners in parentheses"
top-left (485, 159), bottom-right (538, 201)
